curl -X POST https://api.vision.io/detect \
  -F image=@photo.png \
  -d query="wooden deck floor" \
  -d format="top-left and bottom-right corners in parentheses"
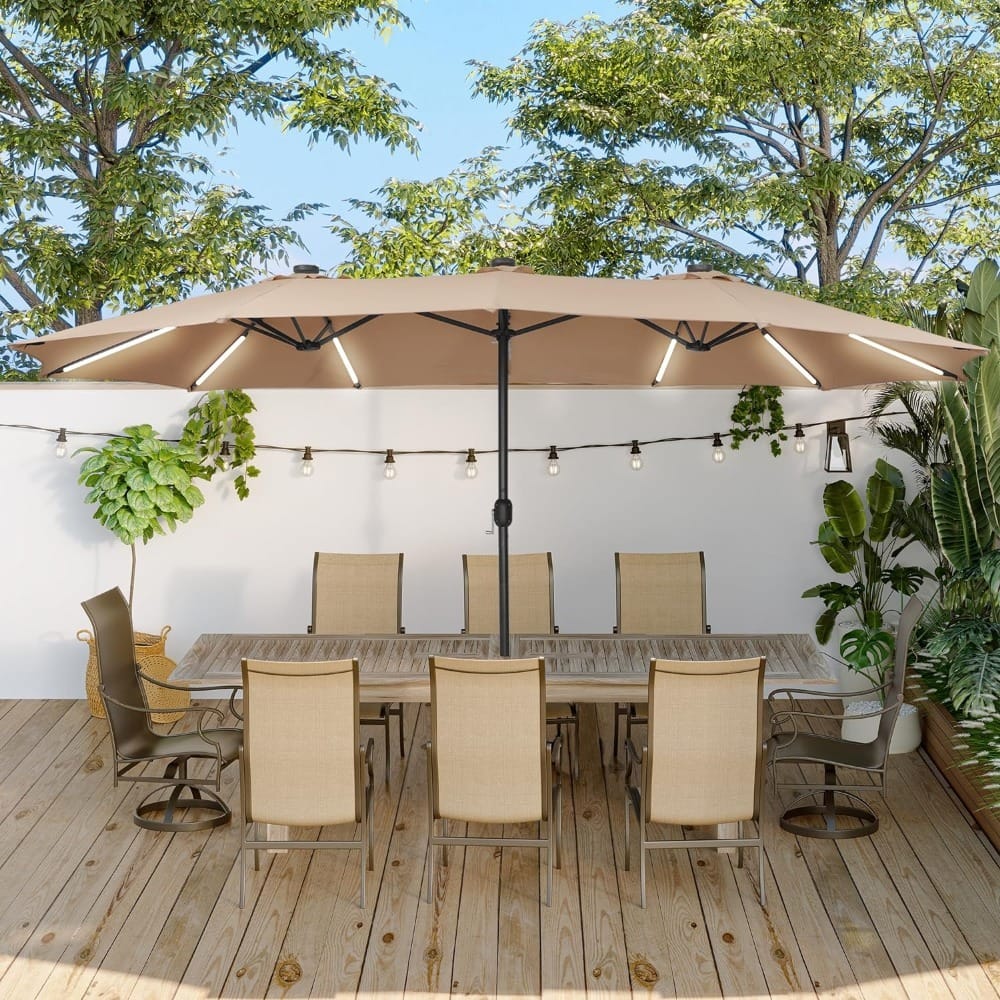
top-left (0, 697), bottom-right (998, 999)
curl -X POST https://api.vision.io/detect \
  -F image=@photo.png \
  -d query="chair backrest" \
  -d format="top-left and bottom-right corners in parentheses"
top-left (645, 657), bottom-right (765, 826)
top-left (312, 553), bottom-right (403, 634)
top-left (616, 552), bottom-right (707, 634)
top-left (241, 658), bottom-right (362, 827)
top-left (81, 588), bottom-right (154, 757)
top-left (877, 595), bottom-right (924, 748)
top-left (429, 656), bottom-right (547, 823)
top-left (463, 553), bottom-right (555, 634)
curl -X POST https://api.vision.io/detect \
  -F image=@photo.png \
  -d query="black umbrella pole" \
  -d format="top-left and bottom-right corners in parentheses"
top-left (495, 312), bottom-right (512, 656)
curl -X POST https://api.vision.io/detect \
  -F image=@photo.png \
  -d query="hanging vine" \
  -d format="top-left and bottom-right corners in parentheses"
top-left (181, 389), bottom-right (260, 499)
top-left (728, 385), bottom-right (787, 456)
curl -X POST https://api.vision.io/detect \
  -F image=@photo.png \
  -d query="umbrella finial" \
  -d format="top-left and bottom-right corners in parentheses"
top-left (293, 264), bottom-right (322, 274)
top-left (686, 262), bottom-right (713, 272)
top-left (489, 257), bottom-right (517, 268)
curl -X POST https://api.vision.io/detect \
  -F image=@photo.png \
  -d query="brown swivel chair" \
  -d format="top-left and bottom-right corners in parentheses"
top-left (424, 655), bottom-right (563, 906)
top-left (239, 658), bottom-right (375, 908)
top-left (624, 656), bottom-right (767, 908)
top-left (81, 588), bottom-right (242, 831)
top-left (309, 552), bottom-right (405, 781)
top-left (613, 552), bottom-right (709, 757)
top-left (462, 552), bottom-right (580, 780)
top-left (769, 595), bottom-right (923, 839)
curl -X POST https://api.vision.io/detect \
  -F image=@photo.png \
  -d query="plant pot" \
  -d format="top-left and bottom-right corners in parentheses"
top-left (840, 700), bottom-right (922, 753)
top-left (78, 625), bottom-right (189, 724)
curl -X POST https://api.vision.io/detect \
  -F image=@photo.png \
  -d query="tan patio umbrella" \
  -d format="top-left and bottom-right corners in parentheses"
top-left (12, 261), bottom-right (987, 652)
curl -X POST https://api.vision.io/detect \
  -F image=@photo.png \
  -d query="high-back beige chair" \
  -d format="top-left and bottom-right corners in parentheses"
top-left (462, 552), bottom-right (579, 779)
top-left (425, 656), bottom-right (563, 905)
top-left (624, 657), bottom-right (766, 908)
top-left (239, 658), bottom-right (375, 908)
top-left (310, 552), bottom-right (405, 780)
top-left (613, 552), bottom-right (709, 757)
top-left (463, 552), bottom-right (556, 634)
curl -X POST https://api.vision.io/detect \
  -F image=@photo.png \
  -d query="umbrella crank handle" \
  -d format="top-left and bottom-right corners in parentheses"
top-left (493, 499), bottom-right (513, 527)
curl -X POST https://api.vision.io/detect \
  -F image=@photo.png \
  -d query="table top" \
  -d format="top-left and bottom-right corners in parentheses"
top-left (173, 631), bottom-right (830, 702)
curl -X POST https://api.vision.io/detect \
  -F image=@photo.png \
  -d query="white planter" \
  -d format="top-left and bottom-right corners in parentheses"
top-left (840, 700), bottom-right (922, 754)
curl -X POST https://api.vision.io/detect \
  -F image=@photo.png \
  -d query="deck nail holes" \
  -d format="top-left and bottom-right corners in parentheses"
top-left (77, 947), bottom-right (92, 963)
top-left (690, 921), bottom-right (698, 929)
top-left (15, 809), bottom-right (29, 819)
top-left (395, 822), bottom-right (406, 830)
top-left (191, 849), bottom-right (201, 859)
top-left (85, 860), bottom-right (96, 867)
top-left (722, 932), bottom-right (735, 944)
top-left (356, 921), bottom-right (363, 929)
top-left (105, 822), bottom-right (117, 831)
top-left (773, 948), bottom-right (786, 960)
top-left (696, 859), bottom-right (706, 867)
top-left (382, 932), bottom-right (394, 944)
top-left (235, 967), bottom-right (246, 978)
top-left (391, 859), bottom-right (400, 867)
top-left (41, 933), bottom-right (54, 944)
top-left (582, 809), bottom-right (593, 820)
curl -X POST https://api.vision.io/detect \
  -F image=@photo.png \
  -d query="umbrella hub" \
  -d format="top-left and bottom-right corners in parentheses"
top-left (684, 340), bottom-right (712, 352)
top-left (294, 340), bottom-right (323, 352)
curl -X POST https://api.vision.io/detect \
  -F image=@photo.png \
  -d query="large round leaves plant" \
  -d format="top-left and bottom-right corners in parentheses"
top-left (77, 424), bottom-right (209, 609)
top-left (803, 458), bottom-right (929, 689)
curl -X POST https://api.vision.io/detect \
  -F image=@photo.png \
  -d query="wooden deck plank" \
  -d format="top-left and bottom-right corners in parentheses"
top-left (0, 698), bottom-right (998, 999)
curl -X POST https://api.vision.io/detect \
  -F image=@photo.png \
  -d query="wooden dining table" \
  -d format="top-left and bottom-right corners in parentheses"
top-left (172, 631), bottom-right (830, 698)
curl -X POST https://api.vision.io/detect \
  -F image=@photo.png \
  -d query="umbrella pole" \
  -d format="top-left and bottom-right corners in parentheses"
top-left (494, 310), bottom-right (512, 656)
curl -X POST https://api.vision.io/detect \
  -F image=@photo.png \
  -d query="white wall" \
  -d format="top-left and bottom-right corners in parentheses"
top-left (0, 382), bottom-right (885, 698)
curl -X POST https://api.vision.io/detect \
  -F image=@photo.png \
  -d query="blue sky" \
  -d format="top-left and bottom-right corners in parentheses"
top-left (225, 1), bottom-right (623, 269)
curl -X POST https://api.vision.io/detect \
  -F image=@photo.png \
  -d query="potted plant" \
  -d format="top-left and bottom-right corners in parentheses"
top-left (802, 458), bottom-right (929, 751)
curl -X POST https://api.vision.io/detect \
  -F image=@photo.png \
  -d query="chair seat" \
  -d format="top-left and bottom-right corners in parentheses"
top-left (142, 727), bottom-right (243, 765)
top-left (773, 731), bottom-right (886, 771)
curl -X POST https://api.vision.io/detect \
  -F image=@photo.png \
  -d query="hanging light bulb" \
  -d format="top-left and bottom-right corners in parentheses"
top-left (219, 440), bottom-right (232, 467)
top-left (629, 439), bottom-right (643, 471)
top-left (793, 423), bottom-right (806, 454)
top-left (465, 448), bottom-right (479, 478)
top-left (384, 448), bottom-right (397, 479)
top-left (301, 445), bottom-right (314, 477)
top-left (712, 432), bottom-right (726, 464)
top-left (54, 427), bottom-right (68, 459)
top-left (547, 445), bottom-right (560, 477)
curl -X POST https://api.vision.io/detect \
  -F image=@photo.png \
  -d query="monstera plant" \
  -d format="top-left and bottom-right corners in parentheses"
top-left (803, 458), bottom-right (928, 688)
top-left (77, 424), bottom-right (209, 609)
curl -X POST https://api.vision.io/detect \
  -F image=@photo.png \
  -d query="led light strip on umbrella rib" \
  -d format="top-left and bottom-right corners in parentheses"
top-left (652, 339), bottom-right (677, 386)
top-left (58, 326), bottom-right (177, 373)
top-left (333, 336), bottom-right (361, 387)
top-left (848, 333), bottom-right (947, 376)
top-left (192, 333), bottom-right (249, 387)
top-left (762, 331), bottom-right (819, 385)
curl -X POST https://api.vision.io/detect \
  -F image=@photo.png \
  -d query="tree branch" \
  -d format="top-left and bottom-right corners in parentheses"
top-left (0, 257), bottom-right (45, 311)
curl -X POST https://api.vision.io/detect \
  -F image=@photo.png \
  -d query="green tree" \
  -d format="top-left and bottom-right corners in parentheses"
top-left (0, 0), bottom-right (418, 371)
top-left (470, 1), bottom-right (1000, 299)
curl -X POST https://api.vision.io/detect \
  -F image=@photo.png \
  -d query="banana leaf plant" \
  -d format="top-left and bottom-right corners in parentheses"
top-left (803, 458), bottom-right (929, 689)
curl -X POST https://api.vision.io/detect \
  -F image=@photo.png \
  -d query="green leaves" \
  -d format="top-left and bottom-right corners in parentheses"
top-left (180, 390), bottom-right (259, 499)
top-left (823, 481), bottom-right (866, 540)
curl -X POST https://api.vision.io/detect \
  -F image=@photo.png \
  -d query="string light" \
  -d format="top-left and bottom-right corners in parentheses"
top-left (465, 448), bottom-right (478, 478)
top-left (54, 427), bottom-right (68, 458)
top-left (547, 445), bottom-right (560, 477)
top-left (794, 423), bottom-right (806, 454)
top-left (384, 448), bottom-right (397, 479)
top-left (629, 439), bottom-right (643, 471)
top-left (712, 432), bottom-right (726, 464)
top-left (301, 445), bottom-right (314, 477)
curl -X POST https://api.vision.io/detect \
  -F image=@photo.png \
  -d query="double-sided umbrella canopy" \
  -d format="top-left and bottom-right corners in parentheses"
top-left (14, 261), bottom-right (986, 652)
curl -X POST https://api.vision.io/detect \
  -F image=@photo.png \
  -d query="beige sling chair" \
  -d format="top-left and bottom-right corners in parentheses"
top-left (462, 552), bottom-right (580, 780)
top-left (310, 552), bottom-right (405, 781)
top-left (769, 595), bottom-right (923, 839)
top-left (613, 552), bottom-right (709, 758)
top-left (625, 657), bottom-right (767, 908)
top-left (424, 656), bottom-right (563, 906)
top-left (239, 658), bottom-right (375, 908)
top-left (82, 588), bottom-right (242, 832)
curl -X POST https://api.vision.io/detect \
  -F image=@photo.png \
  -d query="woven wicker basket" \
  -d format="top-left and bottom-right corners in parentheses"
top-left (79, 625), bottom-right (190, 724)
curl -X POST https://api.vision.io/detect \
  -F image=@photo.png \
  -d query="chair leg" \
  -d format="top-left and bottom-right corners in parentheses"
top-left (639, 811), bottom-right (647, 910)
top-left (383, 720), bottom-right (391, 785)
top-left (424, 743), bottom-right (434, 904)
top-left (360, 812), bottom-right (367, 910)
top-left (624, 791), bottom-right (631, 872)
top-left (737, 820), bottom-right (744, 869)
top-left (546, 819), bottom-right (553, 907)
top-left (613, 704), bottom-right (621, 760)
top-left (758, 831), bottom-right (766, 909)
top-left (397, 704), bottom-right (406, 758)
top-left (239, 816), bottom-right (247, 909)
top-left (573, 714), bottom-right (581, 781)
top-left (441, 819), bottom-right (449, 867)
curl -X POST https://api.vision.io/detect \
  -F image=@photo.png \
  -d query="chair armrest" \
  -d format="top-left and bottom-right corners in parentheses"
top-left (361, 737), bottom-right (376, 789)
top-left (772, 698), bottom-right (899, 728)
top-left (768, 681), bottom-right (888, 705)
top-left (100, 689), bottom-right (227, 746)
top-left (137, 671), bottom-right (244, 722)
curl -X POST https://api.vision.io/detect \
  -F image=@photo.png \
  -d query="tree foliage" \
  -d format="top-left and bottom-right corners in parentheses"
top-left (468, 1), bottom-right (1000, 297)
top-left (0, 0), bottom-right (418, 371)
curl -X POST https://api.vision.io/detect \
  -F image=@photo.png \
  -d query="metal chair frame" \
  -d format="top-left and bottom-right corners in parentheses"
top-left (768, 596), bottom-right (923, 839)
top-left (623, 656), bottom-right (767, 909)
top-left (238, 658), bottom-right (375, 908)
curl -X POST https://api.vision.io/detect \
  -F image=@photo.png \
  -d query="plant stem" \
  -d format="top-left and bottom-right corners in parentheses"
top-left (128, 542), bottom-right (136, 611)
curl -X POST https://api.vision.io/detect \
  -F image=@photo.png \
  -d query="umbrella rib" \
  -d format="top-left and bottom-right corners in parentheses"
top-left (509, 315), bottom-right (578, 337)
top-left (419, 312), bottom-right (495, 336)
top-left (703, 322), bottom-right (760, 348)
top-left (636, 318), bottom-right (685, 344)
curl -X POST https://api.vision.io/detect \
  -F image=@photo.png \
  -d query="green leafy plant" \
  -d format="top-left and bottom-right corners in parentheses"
top-left (728, 385), bottom-right (787, 457)
top-left (77, 425), bottom-right (210, 609)
top-left (803, 458), bottom-right (929, 687)
top-left (180, 390), bottom-right (260, 500)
